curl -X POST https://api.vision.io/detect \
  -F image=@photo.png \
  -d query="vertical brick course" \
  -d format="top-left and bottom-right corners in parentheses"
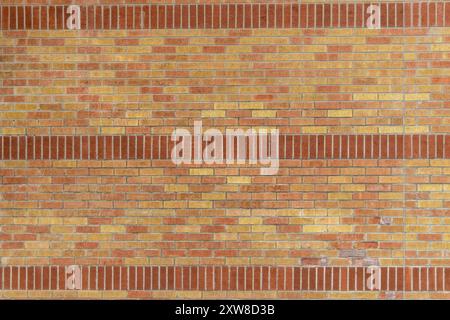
top-left (0, 2), bottom-right (450, 30)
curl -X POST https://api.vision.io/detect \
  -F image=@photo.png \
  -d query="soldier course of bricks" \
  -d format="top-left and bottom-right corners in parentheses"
top-left (0, 1), bottom-right (449, 299)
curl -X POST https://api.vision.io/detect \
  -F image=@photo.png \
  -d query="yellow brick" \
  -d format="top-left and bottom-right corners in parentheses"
top-left (228, 225), bottom-right (251, 233)
top-left (328, 110), bottom-right (352, 117)
top-left (188, 201), bottom-right (212, 209)
top-left (405, 94), bottom-right (430, 101)
top-left (89, 87), bottom-right (114, 94)
top-left (252, 226), bottom-right (276, 232)
top-left (214, 102), bottom-right (238, 109)
top-left (329, 176), bottom-right (352, 183)
top-left (165, 185), bottom-right (188, 192)
top-left (380, 176), bottom-right (403, 183)
top-left (126, 111), bottom-right (151, 118)
top-left (101, 127), bottom-right (125, 135)
top-left (378, 93), bottom-right (404, 100)
top-left (227, 176), bottom-right (251, 184)
top-left (378, 126), bottom-right (404, 134)
top-left (1, 128), bottom-right (26, 135)
top-left (239, 218), bottom-right (262, 224)
top-left (341, 185), bottom-right (365, 192)
top-left (404, 53), bottom-right (416, 60)
top-left (239, 102), bottom-right (264, 109)
top-left (430, 160), bottom-right (450, 167)
top-left (215, 233), bottom-right (238, 240)
top-left (101, 225), bottom-right (125, 233)
top-left (379, 193), bottom-right (403, 200)
top-left (252, 110), bottom-right (277, 117)
top-left (202, 110), bottom-right (225, 117)
top-left (355, 127), bottom-right (379, 134)
top-left (190, 168), bottom-right (214, 175)
top-left (175, 226), bottom-right (200, 233)
top-left (353, 93), bottom-right (377, 100)
top-left (163, 201), bottom-right (185, 208)
top-left (88, 234), bottom-right (111, 241)
top-left (14, 218), bottom-right (37, 224)
top-left (431, 44), bottom-right (450, 51)
top-left (328, 193), bottom-right (352, 200)
top-left (1, 112), bottom-right (26, 119)
top-left (418, 201), bottom-right (443, 208)
top-left (302, 127), bottom-right (327, 134)
top-left (38, 218), bottom-right (63, 224)
top-left (53, 161), bottom-right (77, 167)
top-left (418, 184), bottom-right (442, 192)
top-left (202, 193), bottom-right (226, 200)
top-left (327, 226), bottom-right (353, 233)
top-left (404, 126), bottom-right (429, 133)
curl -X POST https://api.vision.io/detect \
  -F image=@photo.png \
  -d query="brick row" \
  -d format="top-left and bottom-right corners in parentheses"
top-left (279, 134), bottom-right (450, 160)
top-left (0, 266), bottom-right (448, 292)
top-left (1, 2), bottom-right (450, 30)
top-left (0, 135), bottom-right (448, 160)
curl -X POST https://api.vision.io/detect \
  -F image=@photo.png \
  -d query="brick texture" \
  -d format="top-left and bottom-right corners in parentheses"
top-left (0, 1), bottom-right (449, 299)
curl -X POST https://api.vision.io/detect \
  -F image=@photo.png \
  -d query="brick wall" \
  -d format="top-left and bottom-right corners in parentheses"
top-left (0, 1), bottom-right (449, 299)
